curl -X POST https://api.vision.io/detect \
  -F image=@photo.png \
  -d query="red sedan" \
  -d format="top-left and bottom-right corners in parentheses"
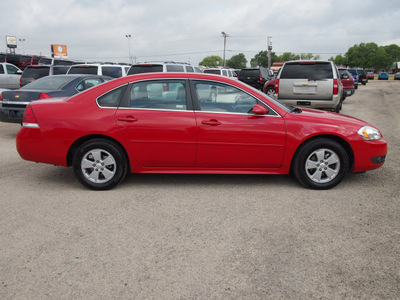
top-left (16, 73), bottom-right (387, 190)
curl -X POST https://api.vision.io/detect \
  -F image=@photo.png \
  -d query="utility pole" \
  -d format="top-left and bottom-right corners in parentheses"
top-left (222, 32), bottom-right (229, 67)
top-left (267, 36), bottom-right (272, 69)
top-left (125, 34), bottom-right (132, 64)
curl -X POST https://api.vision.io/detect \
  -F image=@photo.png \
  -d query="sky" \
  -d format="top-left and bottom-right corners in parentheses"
top-left (2, 0), bottom-right (400, 66)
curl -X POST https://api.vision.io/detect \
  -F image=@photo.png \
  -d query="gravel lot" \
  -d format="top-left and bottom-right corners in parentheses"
top-left (0, 80), bottom-right (399, 299)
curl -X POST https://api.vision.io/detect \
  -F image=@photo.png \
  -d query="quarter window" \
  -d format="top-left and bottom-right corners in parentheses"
top-left (129, 80), bottom-right (187, 110)
top-left (193, 81), bottom-right (261, 114)
top-left (97, 86), bottom-right (125, 107)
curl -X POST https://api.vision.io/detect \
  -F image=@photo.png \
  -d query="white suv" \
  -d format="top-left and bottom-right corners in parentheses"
top-left (203, 67), bottom-right (237, 80)
top-left (274, 60), bottom-right (343, 112)
top-left (127, 61), bottom-right (202, 74)
top-left (68, 64), bottom-right (129, 78)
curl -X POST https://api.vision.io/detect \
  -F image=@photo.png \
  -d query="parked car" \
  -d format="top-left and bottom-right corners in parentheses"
top-left (378, 72), bottom-right (389, 80)
top-left (68, 64), bottom-right (129, 78)
top-left (238, 67), bottom-right (274, 90)
top-left (0, 53), bottom-right (21, 67)
top-left (20, 65), bottom-right (71, 87)
top-left (366, 72), bottom-right (375, 80)
top-left (203, 67), bottom-right (237, 80)
top-left (15, 72), bottom-right (386, 191)
top-left (347, 68), bottom-right (359, 88)
top-left (0, 62), bottom-right (23, 89)
top-left (263, 78), bottom-right (277, 97)
top-left (0, 74), bottom-right (111, 123)
top-left (356, 69), bottom-right (368, 85)
top-left (128, 61), bottom-right (202, 74)
top-left (338, 68), bottom-right (356, 100)
top-left (18, 55), bottom-right (42, 70)
top-left (394, 72), bottom-right (400, 80)
top-left (274, 60), bottom-right (343, 112)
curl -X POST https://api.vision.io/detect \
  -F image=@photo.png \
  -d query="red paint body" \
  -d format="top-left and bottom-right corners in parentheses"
top-left (16, 73), bottom-right (387, 177)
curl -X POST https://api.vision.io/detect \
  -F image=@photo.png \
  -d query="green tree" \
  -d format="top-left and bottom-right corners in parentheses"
top-left (345, 42), bottom-right (394, 70)
top-left (300, 53), bottom-right (314, 60)
top-left (226, 53), bottom-right (247, 69)
top-left (199, 55), bottom-right (223, 67)
top-left (383, 44), bottom-right (400, 62)
top-left (250, 51), bottom-right (279, 67)
top-left (331, 54), bottom-right (347, 66)
top-left (277, 52), bottom-right (300, 62)
top-left (369, 47), bottom-right (393, 71)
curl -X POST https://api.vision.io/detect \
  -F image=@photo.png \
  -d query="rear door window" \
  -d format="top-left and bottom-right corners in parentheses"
top-left (69, 66), bottom-right (98, 75)
top-left (22, 67), bottom-right (50, 79)
top-left (166, 65), bottom-right (184, 72)
top-left (102, 66), bottom-right (122, 78)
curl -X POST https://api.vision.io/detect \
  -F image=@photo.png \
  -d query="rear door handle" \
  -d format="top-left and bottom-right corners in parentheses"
top-left (117, 116), bottom-right (138, 123)
top-left (201, 119), bottom-right (221, 126)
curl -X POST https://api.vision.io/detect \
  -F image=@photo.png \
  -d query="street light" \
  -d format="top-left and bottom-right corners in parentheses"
top-left (125, 34), bottom-right (132, 64)
top-left (221, 32), bottom-right (229, 67)
top-left (19, 38), bottom-right (26, 54)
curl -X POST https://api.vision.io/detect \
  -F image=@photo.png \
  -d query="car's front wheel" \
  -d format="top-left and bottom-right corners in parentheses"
top-left (292, 138), bottom-right (349, 189)
top-left (72, 139), bottom-right (128, 190)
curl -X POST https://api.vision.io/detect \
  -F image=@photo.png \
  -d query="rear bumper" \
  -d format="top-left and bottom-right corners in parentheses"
top-left (0, 105), bottom-right (24, 123)
top-left (274, 94), bottom-right (341, 110)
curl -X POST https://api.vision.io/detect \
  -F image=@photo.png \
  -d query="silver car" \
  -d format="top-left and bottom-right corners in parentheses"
top-left (274, 60), bottom-right (343, 112)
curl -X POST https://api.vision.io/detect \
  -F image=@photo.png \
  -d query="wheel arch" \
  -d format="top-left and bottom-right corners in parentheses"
top-left (290, 134), bottom-right (354, 173)
top-left (67, 134), bottom-right (130, 171)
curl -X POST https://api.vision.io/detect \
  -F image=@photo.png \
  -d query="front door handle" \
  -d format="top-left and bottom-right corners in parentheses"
top-left (201, 119), bottom-right (221, 126)
top-left (117, 116), bottom-right (138, 123)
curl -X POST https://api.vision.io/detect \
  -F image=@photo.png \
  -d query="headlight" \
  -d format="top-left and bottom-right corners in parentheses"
top-left (358, 126), bottom-right (381, 140)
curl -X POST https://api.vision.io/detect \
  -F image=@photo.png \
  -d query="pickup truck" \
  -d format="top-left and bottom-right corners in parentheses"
top-left (0, 63), bottom-right (22, 89)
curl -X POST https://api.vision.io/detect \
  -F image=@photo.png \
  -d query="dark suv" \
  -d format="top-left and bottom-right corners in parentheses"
top-left (357, 69), bottom-right (368, 85)
top-left (20, 65), bottom-right (70, 86)
top-left (238, 67), bottom-right (274, 90)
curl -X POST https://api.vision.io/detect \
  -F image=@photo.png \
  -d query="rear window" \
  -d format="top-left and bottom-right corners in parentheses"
top-left (128, 65), bottom-right (163, 74)
top-left (69, 66), bottom-right (98, 75)
top-left (348, 69), bottom-right (357, 75)
top-left (204, 69), bottom-right (221, 75)
top-left (101, 66), bottom-right (122, 78)
top-left (20, 56), bottom-right (32, 63)
top-left (280, 62), bottom-right (333, 79)
top-left (22, 66), bottom-right (50, 79)
top-left (53, 66), bottom-right (70, 75)
top-left (23, 76), bottom-right (72, 90)
top-left (39, 58), bottom-right (52, 65)
top-left (166, 65), bottom-right (184, 72)
top-left (239, 69), bottom-right (260, 77)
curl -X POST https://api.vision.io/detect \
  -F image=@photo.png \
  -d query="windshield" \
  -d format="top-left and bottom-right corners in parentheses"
top-left (22, 76), bottom-right (72, 90)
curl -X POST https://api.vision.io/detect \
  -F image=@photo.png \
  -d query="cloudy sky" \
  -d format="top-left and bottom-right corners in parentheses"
top-left (2, 0), bottom-right (400, 66)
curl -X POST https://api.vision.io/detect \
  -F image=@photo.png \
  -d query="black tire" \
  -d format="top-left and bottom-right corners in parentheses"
top-left (334, 102), bottom-right (342, 113)
top-left (72, 139), bottom-right (128, 190)
top-left (292, 138), bottom-right (349, 189)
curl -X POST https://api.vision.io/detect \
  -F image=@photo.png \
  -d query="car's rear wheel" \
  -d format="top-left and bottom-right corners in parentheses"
top-left (293, 138), bottom-right (349, 189)
top-left (73, 139), bottom-right (128, 190)
top-left (266, 86), bottom-right (275, 97)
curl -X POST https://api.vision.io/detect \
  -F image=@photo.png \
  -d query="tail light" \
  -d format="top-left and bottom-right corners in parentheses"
top-left (20, 77), bottom-right (22, 87)
top-left (38, 93), bottom-right (52, 99)
top-left (0, 92), bottom-right (2, 103)
top-left (22, 105), bottom-right (40, 128)
top-left (260, 75), bottom-right (263, 84)
top-left (275, 79), bottom-right (280, 94)
top-left (333, 79), bottom-right (339, 95)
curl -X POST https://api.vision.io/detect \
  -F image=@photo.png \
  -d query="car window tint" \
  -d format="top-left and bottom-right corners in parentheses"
top-left (22, 67), bottom-right (49, 78)
top-left (280, 63), bottom-right (333, 79)
top-left (102, 66), bottom-right (122, 78)
top-left (193, 80), bottom-right (259, 114)
top-left (53, 66), bottom-right (69, 75)
top-left (69, 66), bottom-right (98, 75)
top-left (129, 80), bottom-right (187, 110)
top-left (185, 66), bottom-right (194, 72)
top-left (166, 65), bottom-right (184, 72)
top-left (97, 86), bottom-right (125, 108)
top-left (39, 58), bottom-right (52, 64)
top-left (76, 78), bottom-right (104, 92)
top-left (0, 65), bottom-right (4, 74)
top-left (204, 69), bottom-right (221, 75)
top-left (128, 65), bottom-right (163, 74)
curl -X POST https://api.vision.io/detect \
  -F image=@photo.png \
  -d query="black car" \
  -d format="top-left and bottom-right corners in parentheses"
top-left (20, 65), bottom-right (71, 87)
top-left (0, 74), bottom-right (111, 123)
top-left (357, 69), bottom-right (368, 85)
top-left (238, 67), bottom-right (274, 90)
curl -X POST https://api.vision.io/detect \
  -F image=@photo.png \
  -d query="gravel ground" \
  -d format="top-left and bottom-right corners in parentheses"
top-left (0, 80), bottom-right (399, 299)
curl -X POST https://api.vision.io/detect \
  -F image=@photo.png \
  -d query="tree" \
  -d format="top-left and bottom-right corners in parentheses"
top-left (226, 53), bottom-right (247, 69)
top-left (199, 55), bottom-right (223, 67)
top-left (345, 42), bottom-right (394, 70)
top-left (277, 52), bottom-right (300, 62)
top-left (383, 44), bottom-right (400, 62)
top-left (250, 51), bottom-right (279, 67)
top-left (331, 54), bottom-right (347, 66)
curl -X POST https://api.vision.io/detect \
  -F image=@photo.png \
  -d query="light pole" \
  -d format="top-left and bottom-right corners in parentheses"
top-left (125, 34), bottom-right (132, 64)
top-left (221, 32), bottom-right (229, 67)
top-left (19, 38), bottom-right (26, 54)
top-left (267, 36), bottom-right (272, 69)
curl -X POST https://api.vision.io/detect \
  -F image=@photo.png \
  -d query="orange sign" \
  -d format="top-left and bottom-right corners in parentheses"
top-left (51, 44), bottom-right (68, 58)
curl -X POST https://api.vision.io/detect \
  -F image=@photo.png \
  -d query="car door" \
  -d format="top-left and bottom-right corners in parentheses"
top-left (115, 79), bottom-right (197, 167)
top-left (191, 80), bottom-right (286, 168)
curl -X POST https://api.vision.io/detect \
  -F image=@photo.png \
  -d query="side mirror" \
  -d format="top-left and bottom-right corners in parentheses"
top-left (17, 70), bottom-right (23, 75)
top-left (252, 104), bottom-right (268, 115)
